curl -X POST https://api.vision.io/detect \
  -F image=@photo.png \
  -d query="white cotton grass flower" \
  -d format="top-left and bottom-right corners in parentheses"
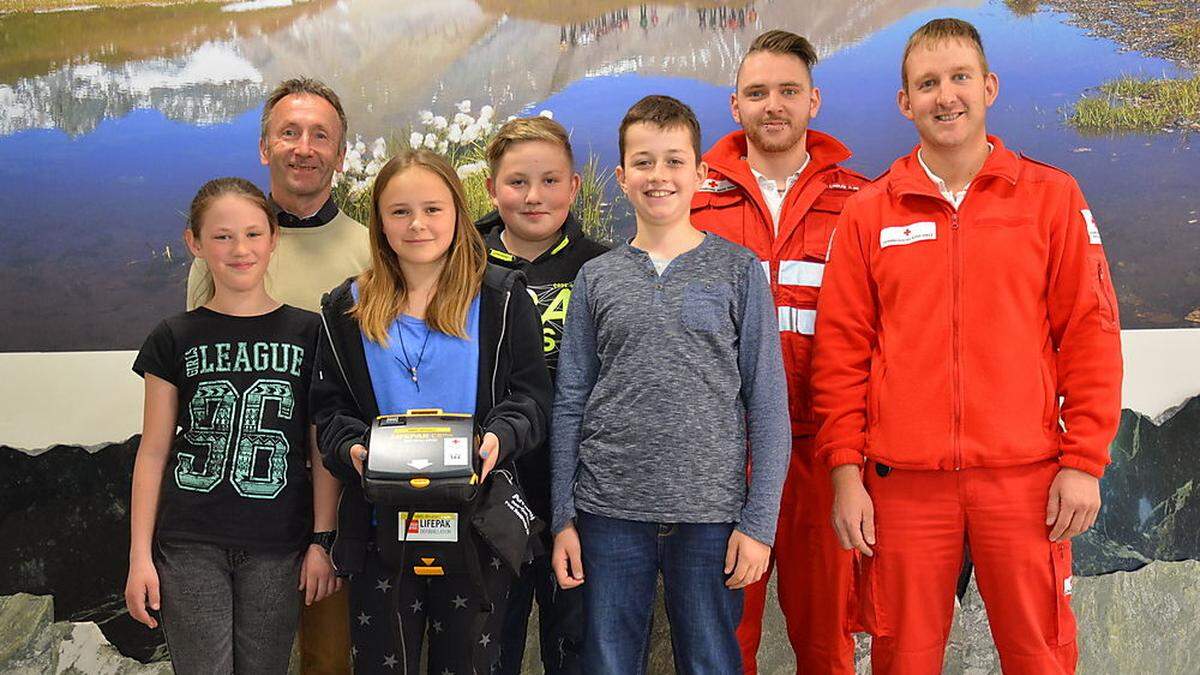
top-left (453, 112), bottom-right (473, 127)
top-left (433, 116), bottom-right (448, 130)
top-left (409, 131), bottom-right (424, 149)
top-left (365, 159), bottom-right (382, 177)
top-left (457, 100), bottom-right (472, 113)
top-left (448, 125), bottom-right (463, 144)
top-left (424, 133), bottom-right (438, 149)
top-left (538, 109), bottom-right (553, 119)
top-left (479, 105), bottom-right (495, 122)
top-left (371, 138), bottom-right (388, 160)
top-left (354, 138), bottom-right (367, 155)
top-left (347, 155), bottom-right (365, 175)
top-left (461, 124), bottom-right (481, 144)
top-left (437, 139), bottom-right (449, 154)
top-left (419, 110), bottom-right (434, 124)
top-left (456, 161), bottom-right (487, 179)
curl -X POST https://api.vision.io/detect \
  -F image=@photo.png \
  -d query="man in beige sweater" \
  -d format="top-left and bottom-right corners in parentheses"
top-left (187, 77), bottom-right (369, 674)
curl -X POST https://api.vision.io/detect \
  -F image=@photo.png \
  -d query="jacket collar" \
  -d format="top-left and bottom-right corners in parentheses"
top-left (702, 128), bottom-right (853, 192)
top-left (476, 210), bottom-right (581, 266)
top-left (269, 194), bottom-right (339, 228)
top-left (887, 135), bottom-right (1020, 200)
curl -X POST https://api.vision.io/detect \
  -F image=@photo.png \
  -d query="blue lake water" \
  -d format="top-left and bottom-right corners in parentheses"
top-left (0, 0), bottom-right (1196, 350)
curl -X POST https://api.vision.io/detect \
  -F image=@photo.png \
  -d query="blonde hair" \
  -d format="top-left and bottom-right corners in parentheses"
top-left (901, 18), bottom-right (988, 89)
top-left (186, 177), bottom-right (277, 308)
top-left (485, 116), bottom-right (575, 175)
top-left (351, 150), bottom-right (486, 342)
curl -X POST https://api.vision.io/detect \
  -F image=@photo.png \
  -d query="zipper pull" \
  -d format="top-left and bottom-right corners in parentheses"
top-left (951, 214), bottom-right (960, 229)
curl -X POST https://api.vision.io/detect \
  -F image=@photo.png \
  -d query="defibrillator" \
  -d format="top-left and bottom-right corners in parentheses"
top-left (363, 409), bottom-right (479, 577)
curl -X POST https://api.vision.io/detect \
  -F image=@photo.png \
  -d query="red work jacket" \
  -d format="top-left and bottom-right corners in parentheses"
top-left (691, 129), bottom-right (868, 436)
top-left (812, 136), bottom-right (1123, 477)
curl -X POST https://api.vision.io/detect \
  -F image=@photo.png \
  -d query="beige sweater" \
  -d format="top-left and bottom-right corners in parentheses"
top-left (187, 209), bottom-right (370, 313)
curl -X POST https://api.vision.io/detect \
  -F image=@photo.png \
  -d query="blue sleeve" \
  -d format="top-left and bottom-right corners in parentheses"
top-left (550, 266), bottom-right (601, 533)
top-left (735, 257), bottom-right (791, 545)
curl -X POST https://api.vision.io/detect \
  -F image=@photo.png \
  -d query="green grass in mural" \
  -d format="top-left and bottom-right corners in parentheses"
top-left (1069, 75), bottom-right (1200, 132)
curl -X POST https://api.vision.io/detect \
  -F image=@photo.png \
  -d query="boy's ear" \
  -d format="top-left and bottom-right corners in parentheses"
top-left (614, 165), bottom-right (627, 195)
top-left (568, 172), bottom-right (582, 203)
top-left (694, 159), bottom-right (709, 185)
top-left (897, 87), bottom-right (914, 121)
top-left (485, 176), bottom-right (499, 207)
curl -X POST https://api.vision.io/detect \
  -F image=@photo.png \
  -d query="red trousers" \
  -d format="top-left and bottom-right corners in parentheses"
top-left (860, 459), bottom-right (1077, 674)
top-left (738, 437), bottom-right (857, 674)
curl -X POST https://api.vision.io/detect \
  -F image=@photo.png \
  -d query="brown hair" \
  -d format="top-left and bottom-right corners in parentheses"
top-left (617, 95), bottom-right (702, 165)
top-left (741, 30), bottom-right (819, 80)
top-left (352, 150), bottom-right (486, 342)
top-left (186, 177), bottom-right (277, 307)
top-left (901, 18), bottom-right (989, 89)
top-left (260, 77), bottom-right (349, 145)
top-left (485, 116), bottom-right (575, 175)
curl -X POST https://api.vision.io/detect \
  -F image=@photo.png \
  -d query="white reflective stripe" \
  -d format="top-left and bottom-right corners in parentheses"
top-left (777, 260), bottom-right (825, 287)
top-left (777, 307), bottom-right (817, 335)
top-left (760, 260), bottom-right (771, 283)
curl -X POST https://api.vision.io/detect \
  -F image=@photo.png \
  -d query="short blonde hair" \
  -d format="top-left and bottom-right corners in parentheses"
top-left (901, 18), bottom-right (988, 89)
top-left (485, 117), bottom-right (574, 175)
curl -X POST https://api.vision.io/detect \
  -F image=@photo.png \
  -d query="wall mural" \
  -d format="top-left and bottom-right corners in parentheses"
top-left (0, 0), bottom-right (1196, 668)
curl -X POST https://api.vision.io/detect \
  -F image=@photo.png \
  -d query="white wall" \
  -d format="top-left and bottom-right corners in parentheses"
top-left (1, 329), bottom-right (1196, 452)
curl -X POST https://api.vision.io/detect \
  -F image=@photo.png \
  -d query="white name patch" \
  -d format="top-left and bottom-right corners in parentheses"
top-left (699, 178), bottom-right (737, 193)
top-left (1082, 209), bottom-right (1102, 245)
top-left (880, 221), bottom-right (937, 249)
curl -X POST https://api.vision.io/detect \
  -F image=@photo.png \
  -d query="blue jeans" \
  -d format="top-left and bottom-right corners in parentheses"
top-left (576, 511), bottom-right (742, 675)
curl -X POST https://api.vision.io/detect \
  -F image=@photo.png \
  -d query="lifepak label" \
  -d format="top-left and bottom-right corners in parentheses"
top-left (699, 178), bottom-right (737, 193)
top-left (1082, 209), bottom-right (1102, 245)
top-left (399, 512), bottom-right (458, 542)
top-left (880, 221), bottom-right (937, 249)
top-left (443, 437), bottom-right (469, 466)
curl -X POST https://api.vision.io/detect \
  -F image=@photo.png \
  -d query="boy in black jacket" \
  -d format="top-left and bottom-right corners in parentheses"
top-left (478, 117), bottom-right (609, 675)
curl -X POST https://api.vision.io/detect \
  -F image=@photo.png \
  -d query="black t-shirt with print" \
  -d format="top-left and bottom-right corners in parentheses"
top-left (133, 305), bottom-right (320, 551)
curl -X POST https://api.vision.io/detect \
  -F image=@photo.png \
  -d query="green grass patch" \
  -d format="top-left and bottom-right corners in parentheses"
top-left (1068, 75), bottom-right (1200, 133)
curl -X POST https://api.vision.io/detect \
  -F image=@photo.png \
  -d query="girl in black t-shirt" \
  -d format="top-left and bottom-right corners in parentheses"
top-left (125, 177), bottom-right (341, 674)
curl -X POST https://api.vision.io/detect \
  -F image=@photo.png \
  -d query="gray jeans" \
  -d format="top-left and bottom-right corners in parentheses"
top-left (154, 539), bottom-right (302, 674)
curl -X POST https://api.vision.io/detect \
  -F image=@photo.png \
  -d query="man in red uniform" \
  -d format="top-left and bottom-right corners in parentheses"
top-left (812, 18), bottom-right (1123, 674)
top-left (691, 30), bottom-right (867, 674)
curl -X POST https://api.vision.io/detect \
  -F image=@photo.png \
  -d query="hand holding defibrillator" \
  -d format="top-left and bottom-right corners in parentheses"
top-left (349, 431), bottom-right (501, 481)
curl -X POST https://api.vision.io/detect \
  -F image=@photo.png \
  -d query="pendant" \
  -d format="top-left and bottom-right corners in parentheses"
top-left (410, 367), bottom-right (418, 384)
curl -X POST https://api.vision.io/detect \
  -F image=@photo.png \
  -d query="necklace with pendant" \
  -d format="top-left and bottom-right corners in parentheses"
top-left (394, 320), bottom-right (432, 392)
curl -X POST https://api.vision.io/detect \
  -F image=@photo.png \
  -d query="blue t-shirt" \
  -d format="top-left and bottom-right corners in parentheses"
top-left (354, 282), bottom-right (480, 417)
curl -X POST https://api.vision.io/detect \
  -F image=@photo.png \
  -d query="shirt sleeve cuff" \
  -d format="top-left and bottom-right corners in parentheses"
top-left (1058, 454), bottom-right (1107, 479)
top-left (824, 449), bottom-right (867, 471)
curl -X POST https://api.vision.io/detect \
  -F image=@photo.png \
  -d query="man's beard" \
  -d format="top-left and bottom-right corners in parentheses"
top-left (746, 118), bottom-right (805, 154)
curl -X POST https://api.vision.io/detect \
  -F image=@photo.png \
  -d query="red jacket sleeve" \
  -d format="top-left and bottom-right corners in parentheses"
top-left (1045, 180), bottom-right (1123, 477)
top-left (812, 202), bottom-right (878, 469)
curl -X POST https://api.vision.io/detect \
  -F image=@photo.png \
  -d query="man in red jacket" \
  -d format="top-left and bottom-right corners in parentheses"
top-left (812, 18), bottom-right (1123, 674)
top-left (691, 30), bottom-right (867, 674)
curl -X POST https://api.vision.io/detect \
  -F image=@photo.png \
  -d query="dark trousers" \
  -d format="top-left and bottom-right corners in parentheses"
top-left (497, 553), bottom-right (584, 674)
top-left (347, 543), bottom-right (514, 675)
top-left (154, 539), bottom-right (301, 675)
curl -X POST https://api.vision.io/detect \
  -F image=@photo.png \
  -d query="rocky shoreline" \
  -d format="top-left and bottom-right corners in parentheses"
top-left (1046, 0), bottom-right (1199, 70)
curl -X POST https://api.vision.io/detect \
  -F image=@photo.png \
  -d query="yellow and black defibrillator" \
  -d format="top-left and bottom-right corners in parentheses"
top-left (363, 409), bottom-right (479, 578)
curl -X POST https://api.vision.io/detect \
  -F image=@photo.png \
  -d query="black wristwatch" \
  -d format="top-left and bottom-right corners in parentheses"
top-left (310, 531), bottom-right (336, 554)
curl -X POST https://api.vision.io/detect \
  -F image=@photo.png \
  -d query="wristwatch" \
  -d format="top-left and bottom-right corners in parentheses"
top-left (310, 531), bottom-right (336, 554)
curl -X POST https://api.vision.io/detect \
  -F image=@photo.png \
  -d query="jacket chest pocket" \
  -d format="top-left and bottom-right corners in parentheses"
top-left (802, 194), bottom-right (847, 262)
top-left (681, 281), bottom-right (734, 333)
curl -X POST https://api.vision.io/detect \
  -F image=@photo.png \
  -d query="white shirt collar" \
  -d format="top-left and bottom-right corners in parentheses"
top-left (749, 154), bottom-right (810, 233)
top-left (916, 143), bottom-right (993, 210)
